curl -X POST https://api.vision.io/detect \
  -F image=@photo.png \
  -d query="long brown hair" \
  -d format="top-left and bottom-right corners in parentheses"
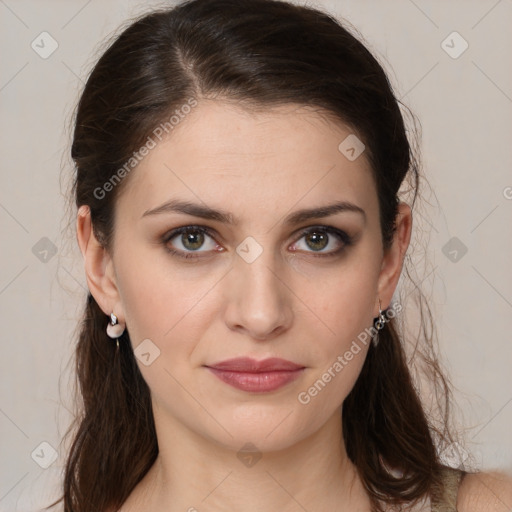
top-left (52, 0), bottom-right (469, 510)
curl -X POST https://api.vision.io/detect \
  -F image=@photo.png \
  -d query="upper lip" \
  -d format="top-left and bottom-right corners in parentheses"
top-left (206, 357), bottom-right (304, 372)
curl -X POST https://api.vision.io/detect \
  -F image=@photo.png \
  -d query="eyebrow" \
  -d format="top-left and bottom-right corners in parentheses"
top-left (141, 198), bottom-right (366, 225)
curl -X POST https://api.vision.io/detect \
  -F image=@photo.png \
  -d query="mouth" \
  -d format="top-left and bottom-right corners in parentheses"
top-left (204, 357), bottom-right (305, 392)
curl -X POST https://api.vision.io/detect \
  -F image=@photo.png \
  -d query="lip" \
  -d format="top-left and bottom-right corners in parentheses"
top-left (205, 357), bottom-right (305, 392)
top-left (207, 357), bottom-right (304, 372)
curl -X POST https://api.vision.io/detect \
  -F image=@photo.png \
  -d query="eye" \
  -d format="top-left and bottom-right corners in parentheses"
top-left (290, 226), bottom-right (352, 257)
top-left (162, 225), bottom-right (353, 260)
top-left (163, 226), bottom-right (220, 259)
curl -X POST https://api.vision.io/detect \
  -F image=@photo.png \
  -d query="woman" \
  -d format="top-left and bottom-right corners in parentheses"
top-left (53, 0), bottom-right (512, 510)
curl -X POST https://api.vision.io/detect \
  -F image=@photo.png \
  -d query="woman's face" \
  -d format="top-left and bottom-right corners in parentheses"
top-left (82, 100), bottom-right (410, 452)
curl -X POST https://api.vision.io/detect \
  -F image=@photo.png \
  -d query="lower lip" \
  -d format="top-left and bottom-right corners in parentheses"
top-left (206, 367), bottom-right (304, 392)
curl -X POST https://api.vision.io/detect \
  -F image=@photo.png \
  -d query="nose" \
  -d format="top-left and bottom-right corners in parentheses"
top-left (223, 245), bottom-right (293, 341)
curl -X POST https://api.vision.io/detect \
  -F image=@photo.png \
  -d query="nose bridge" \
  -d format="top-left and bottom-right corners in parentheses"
top-left (225, 235), bottom-right (292, 339)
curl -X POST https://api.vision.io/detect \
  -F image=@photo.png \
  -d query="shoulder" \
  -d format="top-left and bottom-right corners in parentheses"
top-left (456, 469), bottom-right (512, 512)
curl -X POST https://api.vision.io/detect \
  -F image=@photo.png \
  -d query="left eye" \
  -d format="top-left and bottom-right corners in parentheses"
top-left (291, 227), bottom-right (347, 254)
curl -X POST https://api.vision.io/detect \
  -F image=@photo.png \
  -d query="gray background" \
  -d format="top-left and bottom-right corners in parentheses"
top-left (1, 0), bottom-right (511, 510)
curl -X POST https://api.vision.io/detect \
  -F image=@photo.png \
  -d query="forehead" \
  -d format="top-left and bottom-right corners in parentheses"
top-left (116, 100), bottom-right (377, 223)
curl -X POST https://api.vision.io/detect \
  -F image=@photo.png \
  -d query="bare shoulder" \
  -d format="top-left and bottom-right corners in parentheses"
top-left (457, 469), bottom-right (512, 512)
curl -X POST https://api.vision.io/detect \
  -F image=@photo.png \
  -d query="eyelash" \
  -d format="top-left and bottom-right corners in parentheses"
top-left (161, 225), bottom-right (353, 260)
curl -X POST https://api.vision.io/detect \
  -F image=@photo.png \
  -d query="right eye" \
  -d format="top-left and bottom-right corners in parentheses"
top-left (162, 225), bottom-right (222, 259)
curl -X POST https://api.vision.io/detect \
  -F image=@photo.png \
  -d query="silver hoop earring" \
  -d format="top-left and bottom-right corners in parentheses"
top-left (106, 312), bottom-right (125, 340)
top-left (372, 299), bottom-right (386, 347)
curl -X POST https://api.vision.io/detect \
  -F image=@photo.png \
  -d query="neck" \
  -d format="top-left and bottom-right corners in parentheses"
top-left (126, 405), bottom-right (371, 512)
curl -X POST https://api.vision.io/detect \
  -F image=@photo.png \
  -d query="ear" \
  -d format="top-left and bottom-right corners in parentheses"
top-left (375, 202), bottom-right (412, 314)
top-left (76, 205), bottom-right (124, 321)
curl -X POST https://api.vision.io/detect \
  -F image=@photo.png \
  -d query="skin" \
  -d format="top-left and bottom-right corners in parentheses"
top-left (77, 99), bottom-right (422, 511)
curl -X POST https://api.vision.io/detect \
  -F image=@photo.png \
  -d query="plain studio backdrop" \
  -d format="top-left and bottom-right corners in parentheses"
top-left (0, 0), bottom-right (511, 510)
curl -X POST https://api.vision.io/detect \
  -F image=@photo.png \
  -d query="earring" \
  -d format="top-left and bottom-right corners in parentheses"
top-left (106, 313), bottom-right (125, 340)
top-left (372, 299), bottom-right (386, 347)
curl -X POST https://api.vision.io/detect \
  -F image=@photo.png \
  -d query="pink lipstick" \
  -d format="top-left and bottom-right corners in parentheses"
top-left (205, 357), bottom-right (305, 392)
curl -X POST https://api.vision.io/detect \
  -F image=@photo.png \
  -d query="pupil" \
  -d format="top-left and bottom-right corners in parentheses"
top-left (183, 231), bottom-right (204, 250)
top-left (307, 232), bottom-right (327, 251)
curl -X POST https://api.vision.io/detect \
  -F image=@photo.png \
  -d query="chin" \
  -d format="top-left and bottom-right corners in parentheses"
top-left (205, 408), bottom-right (315, 454)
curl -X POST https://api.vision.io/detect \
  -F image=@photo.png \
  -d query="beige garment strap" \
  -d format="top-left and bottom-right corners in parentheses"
top-left (431, 466), bottom-right (465, 512)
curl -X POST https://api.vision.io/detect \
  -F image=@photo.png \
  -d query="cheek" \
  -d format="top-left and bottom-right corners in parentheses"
top-left (314, 266), bottom-right (378, 346)
top-left (296, 288), bottom-right (373, 416)
top-left (116, 246), bottom-right (220, 363)
top-left (294, 232), bottom-right (381, 325)
top-left (114, 237), bottom-right (176, 324)
top-left (298, 255), bottom-right (378, 401)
